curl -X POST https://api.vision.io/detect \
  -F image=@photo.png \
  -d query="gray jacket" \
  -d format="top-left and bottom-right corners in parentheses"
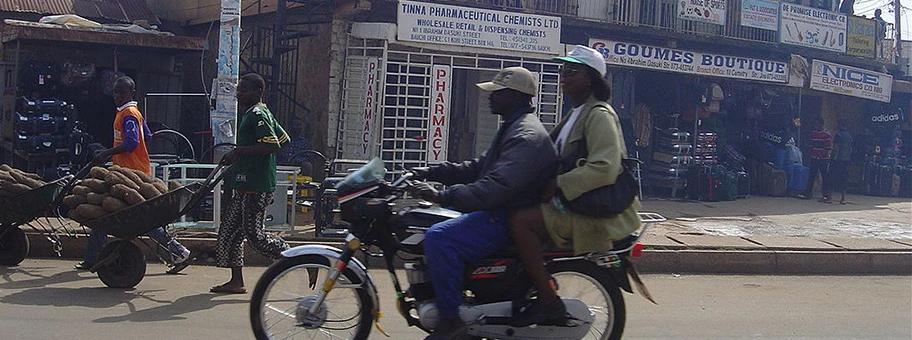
top-left (426, 106), bottom-right (558, 212)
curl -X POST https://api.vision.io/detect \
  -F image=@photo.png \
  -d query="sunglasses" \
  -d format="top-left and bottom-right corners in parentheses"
top-left (560, 67), bottom-right (582, 77)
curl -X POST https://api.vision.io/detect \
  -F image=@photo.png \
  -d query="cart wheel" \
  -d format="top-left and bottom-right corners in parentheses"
top-left (0, 226), bottom-right (29, 266)
top-left (97, 240), bottom-right (146, 288)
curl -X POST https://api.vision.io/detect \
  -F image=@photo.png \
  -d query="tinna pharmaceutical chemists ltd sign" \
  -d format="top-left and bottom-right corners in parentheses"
top-left (810, 60), bottom-right (892, 103)
top-left (397, 0), bottom-right (561, 55)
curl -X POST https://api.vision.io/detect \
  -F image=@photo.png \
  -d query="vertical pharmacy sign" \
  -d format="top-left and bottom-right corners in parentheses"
top-left (428, 65), bottom-right (451, 163)
top-left (361, 58), bottom-right (380, 158)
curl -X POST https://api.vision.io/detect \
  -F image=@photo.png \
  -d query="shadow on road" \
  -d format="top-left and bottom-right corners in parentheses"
top-left (1, 286), bottom-right (147, 308)
top-left (92, 293), bottom-right (248, 323)
top-left (0, 265), bottom-right (96, 289)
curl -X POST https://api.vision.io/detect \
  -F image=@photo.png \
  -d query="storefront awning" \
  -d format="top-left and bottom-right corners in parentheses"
top-left (893, 79), bottom-right (912, 94)
top-left (0, 19), bottom-right (206, 51)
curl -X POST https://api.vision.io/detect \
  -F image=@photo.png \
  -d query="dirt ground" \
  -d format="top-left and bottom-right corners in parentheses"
top-left (641, 193), bottom-right (912, 239)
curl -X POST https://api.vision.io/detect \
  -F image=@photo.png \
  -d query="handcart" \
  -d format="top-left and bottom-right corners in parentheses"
top-left (81, 164), bottom-right (228, 288)
top-left (0, 165), bottom-right (92, 266)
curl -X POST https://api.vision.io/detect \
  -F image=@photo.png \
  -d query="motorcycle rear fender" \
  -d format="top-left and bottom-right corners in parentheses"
top-left (607, 264), bottom-right (633, 294)
top-left (281, 245), bottom-right (381, 318)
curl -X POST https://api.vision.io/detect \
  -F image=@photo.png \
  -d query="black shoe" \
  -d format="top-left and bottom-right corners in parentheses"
top-left (424, 317), bottom-right (469, 340)
top-left (509, 298), bottom-right (568, 327)
top-left (74, 262), bottom-right (94, 271)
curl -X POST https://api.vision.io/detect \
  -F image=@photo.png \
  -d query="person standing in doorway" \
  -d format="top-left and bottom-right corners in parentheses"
top-left (210, 73), bottom-right (291, 294)
top-left (831, 120), bottom-right (853, 204)
top-left (76, 76), bottom-right (192, 274)
top-left (800, 117), bottom-right (833, 202)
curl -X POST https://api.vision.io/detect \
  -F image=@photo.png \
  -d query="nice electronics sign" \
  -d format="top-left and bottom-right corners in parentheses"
top-left (810, 60), bottom-right (892, 102)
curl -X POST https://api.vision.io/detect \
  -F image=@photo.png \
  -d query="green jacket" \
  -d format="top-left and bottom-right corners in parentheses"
top-left (541, 96), bottom-right (642, 254)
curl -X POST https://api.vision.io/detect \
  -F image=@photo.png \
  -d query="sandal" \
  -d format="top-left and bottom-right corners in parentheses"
top-left (209, 284), bottom-right (247, 294)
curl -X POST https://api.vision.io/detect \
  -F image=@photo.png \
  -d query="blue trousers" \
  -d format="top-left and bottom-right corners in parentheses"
top-left (83, 227), bottom-right (184, 264)
top-left (423, 210), bottom-right (511, 319)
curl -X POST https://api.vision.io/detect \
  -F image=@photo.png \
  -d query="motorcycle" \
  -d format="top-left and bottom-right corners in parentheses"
top-left (249, 158), bottom-right (664, 340)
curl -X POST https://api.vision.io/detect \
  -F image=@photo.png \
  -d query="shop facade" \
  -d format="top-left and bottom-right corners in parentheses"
top-left (0, 19), bottom-right (206, 172)
top-left (331, 1), bottom-right (566, 172)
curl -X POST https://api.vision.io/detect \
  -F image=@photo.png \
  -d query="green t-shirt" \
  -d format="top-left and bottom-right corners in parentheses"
top-left (228, 103), bottom-right (289, 192)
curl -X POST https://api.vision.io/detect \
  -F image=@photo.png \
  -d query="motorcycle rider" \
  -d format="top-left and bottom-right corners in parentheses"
top-left (411, 66), bottom-right (558, 340)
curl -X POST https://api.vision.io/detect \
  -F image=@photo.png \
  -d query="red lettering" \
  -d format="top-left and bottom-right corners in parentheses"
top-left (433, 127), bottom-right (443, 138)
top-left (432, 149), bottom-right (441, 159)
top-left (432, 114), bottom-right (445, 125)
top-left (433, 138), bottom-right (442, 148)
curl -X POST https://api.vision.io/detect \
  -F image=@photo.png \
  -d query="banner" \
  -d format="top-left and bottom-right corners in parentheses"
top-left (360, 58), bottom-right (380, 158)
top-left (779, 3), bottom-right (847, 53)
top-left (590, 39), bottom-right (789, 83)
top-left (678, 0), bottom-right (727, 25)
top-left (740, 0), bottom-right (778, 30)
top-left (810, 60), bottom-right (892, 103)
top-left (397, 0), bottom-right (561, 55)
top-left (428, 65), bottom-right (451, 164)
top-left (846, 16), bottom-right (876, 58)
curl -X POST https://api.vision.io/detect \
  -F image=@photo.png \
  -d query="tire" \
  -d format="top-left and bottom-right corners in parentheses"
top-left (0, 226), bottom-right (29, 266)
top-left (250, 255), bottom-right (374, 340)
top-left (96, 240), bottom-right (147, 288)
top-left (550, 261), bottom-right (626, 340)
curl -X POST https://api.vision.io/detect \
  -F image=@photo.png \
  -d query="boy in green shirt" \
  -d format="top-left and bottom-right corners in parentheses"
top-left (210, 73), bottom-right (290, 294)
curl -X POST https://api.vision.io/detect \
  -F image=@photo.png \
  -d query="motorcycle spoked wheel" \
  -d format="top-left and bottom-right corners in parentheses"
top-left (250, 255), bottom-right (375, 340)
top-left (549, 260), bottom-right (626, 340)
top-left (0, 226), bottom-right (29, 266)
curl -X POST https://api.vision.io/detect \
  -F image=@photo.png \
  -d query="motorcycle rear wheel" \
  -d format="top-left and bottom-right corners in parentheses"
top-left (551, 261), bottom-right (626, 340)
top-left (250, 255), bottom-right (374, 340)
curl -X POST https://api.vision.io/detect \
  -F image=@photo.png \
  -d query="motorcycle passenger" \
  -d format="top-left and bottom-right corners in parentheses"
top-left (508, 45), bottom-right (642, 327)
top-left (410, 67), bottom-right (558, 340)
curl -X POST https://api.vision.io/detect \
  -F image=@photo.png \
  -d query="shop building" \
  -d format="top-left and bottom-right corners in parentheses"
top-left (101, 1), bottom-right (912, 198)
top-left (0, 1), bottom-right (207, 173)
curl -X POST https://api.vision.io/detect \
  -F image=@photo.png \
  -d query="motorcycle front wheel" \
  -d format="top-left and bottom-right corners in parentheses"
top-left (250, 255), bottom-right (375, 340)
top-left (551, 261), bottom-right (626, 340)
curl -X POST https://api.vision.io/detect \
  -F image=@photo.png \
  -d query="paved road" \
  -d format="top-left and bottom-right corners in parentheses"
top-left (1, 259), bottom-right (909, 340)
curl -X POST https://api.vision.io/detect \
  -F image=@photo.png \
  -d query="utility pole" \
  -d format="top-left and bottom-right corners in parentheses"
top-left (895, 0), bottom-right (903, 63)
top-left (211, 0), bottom-right (242, 161)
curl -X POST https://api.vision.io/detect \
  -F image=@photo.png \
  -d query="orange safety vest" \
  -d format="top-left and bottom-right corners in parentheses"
top-left (111, 103), bottom-right (151, 175)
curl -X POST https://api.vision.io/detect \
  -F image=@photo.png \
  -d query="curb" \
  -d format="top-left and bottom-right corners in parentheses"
top-left (21, 232), bottom-right (912, 275)
top-left (635, 250), bottom-right (912, 275)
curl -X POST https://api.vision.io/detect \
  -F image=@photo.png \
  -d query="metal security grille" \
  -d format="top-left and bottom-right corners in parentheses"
top-left (340, 38), bottom-right (562, 173)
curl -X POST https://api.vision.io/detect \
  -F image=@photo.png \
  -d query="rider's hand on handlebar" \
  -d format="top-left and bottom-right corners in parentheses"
top-left (539, 179), bottom-right (558, 202)
top-left (410, 167), bottom-right (431, 180)
top-left (410, 181), bottom-right (439, 203)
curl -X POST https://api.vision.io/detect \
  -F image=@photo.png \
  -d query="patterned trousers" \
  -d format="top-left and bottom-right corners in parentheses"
top-left (216, 191), bottom-right (289, 268)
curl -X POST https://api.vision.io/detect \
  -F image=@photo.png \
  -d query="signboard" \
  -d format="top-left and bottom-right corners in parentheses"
top-left (428, 65), bottom-right (451, 163)
top-left (779, 3), bottom-right (847, 53)
top-left (590, 39), bottom-right (789, 83)
top-left (846, 16), bottom-right (876, 58)
top-left (360, 57), bottom-right (380, 158)
top-left (740, 0), bottom-right (778, 30)
top-left (810, 60), bottom-right (892, 103)
top-left (397, 0), bottom-right (561, 55)
top-left (678, 0), bottom-right (727, 25)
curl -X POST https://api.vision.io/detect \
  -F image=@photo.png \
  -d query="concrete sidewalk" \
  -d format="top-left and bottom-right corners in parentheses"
top-left (19, 193), bottom-right (912, 275)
